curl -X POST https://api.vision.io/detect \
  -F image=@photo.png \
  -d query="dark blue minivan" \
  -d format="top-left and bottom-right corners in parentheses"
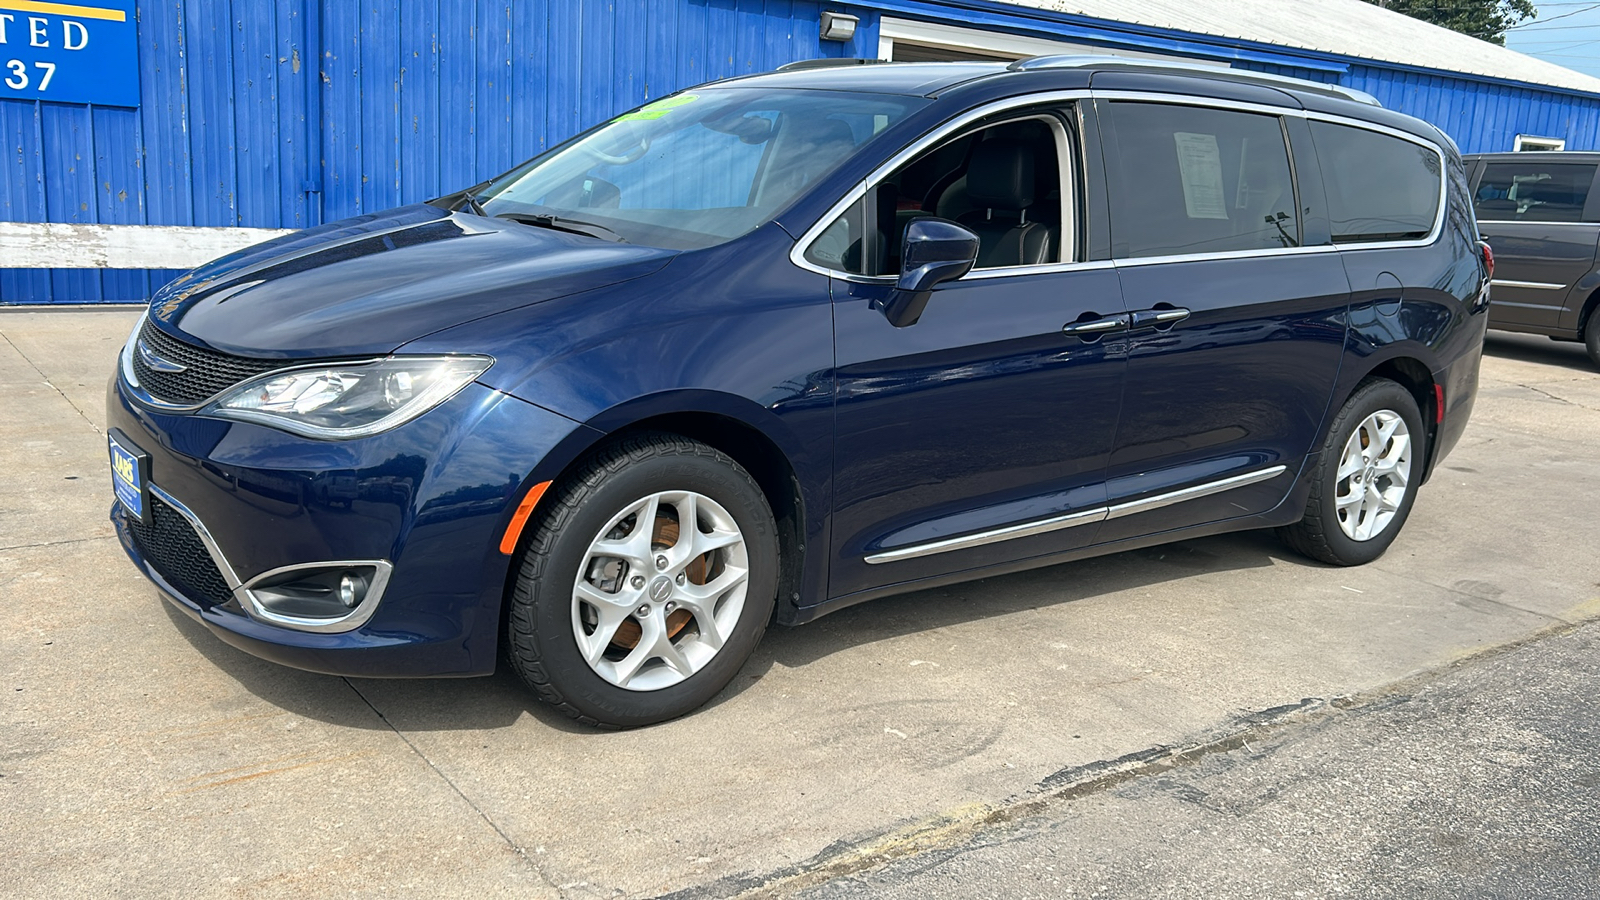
top-left (108, 58), bottom-right (1490, 727)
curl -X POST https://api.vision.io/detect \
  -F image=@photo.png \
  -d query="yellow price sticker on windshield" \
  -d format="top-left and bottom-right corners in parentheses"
top-left (616, 93), bottom-right (699, 122)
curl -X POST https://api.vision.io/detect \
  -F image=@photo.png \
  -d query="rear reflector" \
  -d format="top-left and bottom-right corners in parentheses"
top-left (1434, 383), bottom-right (1445, 424)
top-left (500, 480), bottom-right (552, 555)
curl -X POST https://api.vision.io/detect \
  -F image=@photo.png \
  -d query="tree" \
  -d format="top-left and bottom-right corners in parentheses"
top-left (1364, 0), bottom-right (1537, 45)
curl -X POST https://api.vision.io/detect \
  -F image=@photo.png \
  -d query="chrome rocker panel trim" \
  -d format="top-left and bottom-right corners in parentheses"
top-left (864, 465), bottom-right (1288, 564)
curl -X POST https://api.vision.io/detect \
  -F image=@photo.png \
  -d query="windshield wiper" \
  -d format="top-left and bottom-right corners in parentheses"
top-left (461, 193), bottom-right (489, 217)
top-left (495, 212), bottom-right (628, 243)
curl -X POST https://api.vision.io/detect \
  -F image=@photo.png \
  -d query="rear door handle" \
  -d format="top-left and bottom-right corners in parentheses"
top-left (1129, 307), bottom-right (1191, 329)
top-left (1061, 313), bottom-right (1130, 337)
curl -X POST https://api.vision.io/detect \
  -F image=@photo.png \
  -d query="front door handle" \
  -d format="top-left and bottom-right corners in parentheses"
top-left (1061, 313), bottom-right (1130, 337)
top-left (1129, 307), bottom-right (1191, 329)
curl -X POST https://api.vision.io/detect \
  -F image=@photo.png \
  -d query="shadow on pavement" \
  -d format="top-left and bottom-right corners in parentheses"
top-left (160, 527), bottom-right (1300, 733)
top-left (1483, 332), bottom-right (1595, 372)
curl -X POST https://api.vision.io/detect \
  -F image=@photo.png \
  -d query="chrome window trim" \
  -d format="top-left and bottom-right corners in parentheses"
top-left (1491, 279), bottom-right (1568, 291)
top-left (864, 464), bottom-right (1287, 564)
top-left (793, 88), bottom-right (1451, 281)
top-left (145, 483), bottom-right (393, 634)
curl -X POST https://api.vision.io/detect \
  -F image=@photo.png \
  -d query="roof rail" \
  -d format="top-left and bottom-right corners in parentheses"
top-left (1008, 55), bottom-right (1382, 107)
top-left (775, 58), bottom-right (891, 73)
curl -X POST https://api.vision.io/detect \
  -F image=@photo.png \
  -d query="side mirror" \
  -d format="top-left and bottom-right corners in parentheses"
top-left (881, 219), bottom-right (980, 328)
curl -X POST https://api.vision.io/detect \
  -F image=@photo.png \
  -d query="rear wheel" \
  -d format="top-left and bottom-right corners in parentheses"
top-left (1585, 311), bottom-right (1600, 369)
top-left (1279, 379), bottom-right (1424, 566)
top-left (505, 434), bottom-right (778, 728)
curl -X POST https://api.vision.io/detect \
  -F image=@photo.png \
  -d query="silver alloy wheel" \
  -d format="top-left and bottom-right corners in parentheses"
top-left (1334, 408), bottom-right (1413, 542)
top-left (571, 490), bottom-right (749, 691)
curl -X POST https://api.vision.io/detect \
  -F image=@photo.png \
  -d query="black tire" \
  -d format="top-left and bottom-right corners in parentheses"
top-left (1279, 379), bottom-right (1426, 566)
top-left (1585, 311), bottom-right (1600, 370)
top-left (505, 433), bottom-right (778, 728)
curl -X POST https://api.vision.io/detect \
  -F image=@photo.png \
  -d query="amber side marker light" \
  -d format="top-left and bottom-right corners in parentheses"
top-left (500, 481), bottom-right (552, 555)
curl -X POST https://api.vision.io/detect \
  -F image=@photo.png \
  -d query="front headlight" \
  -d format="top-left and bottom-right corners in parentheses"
top-left (201, 355), bottom-right (493, 439)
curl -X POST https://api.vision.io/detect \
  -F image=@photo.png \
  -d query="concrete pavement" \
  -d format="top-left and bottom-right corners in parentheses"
top-left (2, 308), bottom-right (1597, 897)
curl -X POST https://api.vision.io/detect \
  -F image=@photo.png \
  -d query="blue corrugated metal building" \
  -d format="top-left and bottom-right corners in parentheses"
top-left (4, 0), bottom-right (1599, 303)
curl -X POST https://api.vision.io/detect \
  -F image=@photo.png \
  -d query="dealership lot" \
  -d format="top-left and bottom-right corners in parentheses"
top-left (3, 308), bottom-right (1598, 897)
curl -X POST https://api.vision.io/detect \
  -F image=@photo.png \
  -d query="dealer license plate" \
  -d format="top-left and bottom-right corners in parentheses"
top-left (108, 429), bottom-right (150, 521)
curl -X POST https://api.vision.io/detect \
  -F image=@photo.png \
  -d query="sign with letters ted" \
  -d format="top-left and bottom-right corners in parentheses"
top-left (0, 0), bottom-right (138, 107)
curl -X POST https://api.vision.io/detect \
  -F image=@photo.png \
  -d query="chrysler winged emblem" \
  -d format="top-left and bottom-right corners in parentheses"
top-left (136, 339), bottom-right (187, 374)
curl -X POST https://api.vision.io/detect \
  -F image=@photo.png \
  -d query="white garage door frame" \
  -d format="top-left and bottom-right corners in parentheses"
top-left (875, 17), bottom-right (1229, 67)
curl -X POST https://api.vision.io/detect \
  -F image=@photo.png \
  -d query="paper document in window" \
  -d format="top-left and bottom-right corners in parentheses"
top-left (1172, 132), bottom-right (1229, 220)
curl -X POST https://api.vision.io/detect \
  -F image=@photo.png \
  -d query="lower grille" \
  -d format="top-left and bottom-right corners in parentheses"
top-left (126, 495), bottom-right (234, 607)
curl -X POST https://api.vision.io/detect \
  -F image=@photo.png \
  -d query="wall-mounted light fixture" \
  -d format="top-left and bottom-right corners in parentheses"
top-left (820, 11), bottom-right (859, 42)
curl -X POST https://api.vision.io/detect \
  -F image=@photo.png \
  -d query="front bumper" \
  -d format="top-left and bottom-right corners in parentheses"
top-left (109, 375), bottom-right (588, 677)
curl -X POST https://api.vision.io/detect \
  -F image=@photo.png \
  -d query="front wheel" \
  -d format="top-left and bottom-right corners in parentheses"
top-left (1584, 312), bottom-right (1600, 370)
top-left (1279, 379), bottom-right (1425, 566)
top-left (505, 434), bottom-right (778, 728)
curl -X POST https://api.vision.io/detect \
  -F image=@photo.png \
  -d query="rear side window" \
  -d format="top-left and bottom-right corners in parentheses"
top-left (1474, 162), bottom-right (1596, 223)
top-left (1311, 121), bottom-right (1442, 244)
top-left (1104, 102), bottom-right (1300, 259)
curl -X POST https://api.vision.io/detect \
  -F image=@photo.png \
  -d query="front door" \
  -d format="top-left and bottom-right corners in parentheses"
top-left (815, 105), bottom-right (1129, 599)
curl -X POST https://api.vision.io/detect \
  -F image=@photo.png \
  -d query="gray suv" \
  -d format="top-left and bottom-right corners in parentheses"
top-left (1467, 151), bottom-right (1600, 368)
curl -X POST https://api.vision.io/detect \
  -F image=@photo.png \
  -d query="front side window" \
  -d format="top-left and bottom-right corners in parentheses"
top-left (480, 89), bottom-right (924, 250)
top-left (806, 113), bottom-right (1072, 276)
top-left (1311, 121), bottom-right (1442, 244)
top-left (1474, 162), bottom-right (1595, 223)
top-left (1104, 102), bottom-right (1299, 259)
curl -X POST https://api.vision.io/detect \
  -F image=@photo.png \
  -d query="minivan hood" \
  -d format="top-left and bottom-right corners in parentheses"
top-left (147, 204), bottom-right (677, 358)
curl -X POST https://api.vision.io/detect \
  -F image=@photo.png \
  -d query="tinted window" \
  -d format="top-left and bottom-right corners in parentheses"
top-left (1475, 162), bottom-right (1595, 223)
top-left (1105, 102), bottom-right (1299, 259)
top-left (1312, 121), bottom-right (1441, 243)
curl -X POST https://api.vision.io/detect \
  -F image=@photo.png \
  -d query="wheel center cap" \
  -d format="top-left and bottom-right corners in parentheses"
top-left (648, 576), bottom-right (673, 603)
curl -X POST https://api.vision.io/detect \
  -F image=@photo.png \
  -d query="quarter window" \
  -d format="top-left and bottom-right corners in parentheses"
top-left (1104, 102), bottom-right (1299, 259)
top-left (1311, 121), bottom-right (1442, 243)
top-left (1474, 162), bottom-right (1595, 223)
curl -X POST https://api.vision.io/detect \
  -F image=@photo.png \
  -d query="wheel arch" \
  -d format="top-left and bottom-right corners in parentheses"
top-left (1346, 354), bottom-right (1441, 481)
top-left (499, 391), bottom-right (817, 638)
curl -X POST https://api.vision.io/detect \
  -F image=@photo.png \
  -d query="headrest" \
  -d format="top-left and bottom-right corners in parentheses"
top-left (966, 139), bottom-right (1036, 210)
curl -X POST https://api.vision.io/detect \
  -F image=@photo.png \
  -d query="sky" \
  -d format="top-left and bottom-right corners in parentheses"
top-left (1504, 1), bottom-right (1600, 79)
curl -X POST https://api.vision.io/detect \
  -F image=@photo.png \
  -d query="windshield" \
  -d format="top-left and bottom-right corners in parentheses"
top-left (478, 89), bottom-right (926, 250)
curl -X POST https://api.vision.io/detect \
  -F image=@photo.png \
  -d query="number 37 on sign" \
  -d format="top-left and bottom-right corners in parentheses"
top-left (0, 0), bottom-right (138, 107)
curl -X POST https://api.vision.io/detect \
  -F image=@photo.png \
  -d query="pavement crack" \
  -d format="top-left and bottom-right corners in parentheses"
top-left (0, 328), bottom-right (105, 436)
top-left (1514, 380), bottom-right (1600, 412)
top-left (341, 679), bottom-right (567, 897)
top-left (0, 535), bottom-right (115, 553)
top-left (664, 615), bottom-right (1600, 900)
top-left (1368, 566), bottom-right (1572, 625)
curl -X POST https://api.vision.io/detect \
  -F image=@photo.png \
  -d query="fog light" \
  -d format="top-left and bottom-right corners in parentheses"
top-left (238, 560), bottom-right (393, 632)
top-left (339, 572), bottom-right (364, 608)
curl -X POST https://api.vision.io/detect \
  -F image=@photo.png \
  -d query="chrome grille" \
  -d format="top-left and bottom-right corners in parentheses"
top-left (125, 495), bottom-right (234, 607)
top-left (132, 319), bottom-right (283, 406)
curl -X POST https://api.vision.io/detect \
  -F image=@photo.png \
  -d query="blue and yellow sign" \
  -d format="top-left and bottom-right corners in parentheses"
top-left (0, 0), bottom-right (137, 107)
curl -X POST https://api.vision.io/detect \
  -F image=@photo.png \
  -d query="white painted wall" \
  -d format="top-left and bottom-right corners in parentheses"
top-left (0, 223), bottom-right (297, 270)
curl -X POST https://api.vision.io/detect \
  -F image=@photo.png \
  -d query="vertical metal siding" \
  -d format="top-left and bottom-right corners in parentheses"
top-left (5, 0), bottom-right (1599, 304)
top-left (0, 0), bottom-right (878, 303)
